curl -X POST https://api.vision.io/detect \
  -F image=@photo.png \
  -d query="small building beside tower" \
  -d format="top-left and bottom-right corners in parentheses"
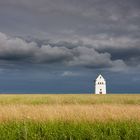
top-left (95, 74), bottom-right (106, 94)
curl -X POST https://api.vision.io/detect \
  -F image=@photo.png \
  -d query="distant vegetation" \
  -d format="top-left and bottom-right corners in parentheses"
top-left (0, 94), bottom-right (139, 105)
top-left (0, 94), bottom-right (140, 139)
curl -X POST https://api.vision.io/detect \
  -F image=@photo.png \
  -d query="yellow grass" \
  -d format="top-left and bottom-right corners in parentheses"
top-left (0, 94), bottom-right (139, 122)
top-left (0, 94), bottom-right (139, 105)
top-left (0, 104), bottom-right (140, 122)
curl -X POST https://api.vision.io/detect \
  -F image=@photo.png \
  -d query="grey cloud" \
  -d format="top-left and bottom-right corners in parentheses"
top-left (0, 32), bottom-right (129, 72)
top-left (0, 0), bottom-right (140, 39)
top-left (0, 32), bottom-right (37, 61)
top-left (68, 47), bottom-right (128, 71)
top-left (68, 47), bottom-right (112, 68)
top-left (0, 0), bottom-right (139, 93)
top-left (34, 45), bottom-right (72, 63)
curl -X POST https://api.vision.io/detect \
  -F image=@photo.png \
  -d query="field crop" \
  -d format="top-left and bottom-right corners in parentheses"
top-left (0, 94), bottom-right (139, 140)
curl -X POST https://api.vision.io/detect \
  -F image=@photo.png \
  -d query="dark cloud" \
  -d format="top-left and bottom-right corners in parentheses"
top-left (0, 0), bottom-right (139, 72)
top-left (0, 0), bottom-right (140, 93)
top-left (0, 0), bottom-right (140, 38)
top-left (0, 32), bottom-right (133, 72)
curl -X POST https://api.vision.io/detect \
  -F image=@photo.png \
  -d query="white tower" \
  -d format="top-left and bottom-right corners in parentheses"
top-left (95, 74), bottom-right (106, 94)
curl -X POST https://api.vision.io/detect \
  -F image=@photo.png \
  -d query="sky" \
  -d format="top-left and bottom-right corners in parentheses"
top-left (0, 0), bottom-right (140, 93)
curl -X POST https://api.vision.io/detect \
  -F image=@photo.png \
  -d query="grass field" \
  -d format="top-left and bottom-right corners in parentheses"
top-left (0, 94), bottom-right (140, 140)
top-left (0, 94), bottom-right (140, 105)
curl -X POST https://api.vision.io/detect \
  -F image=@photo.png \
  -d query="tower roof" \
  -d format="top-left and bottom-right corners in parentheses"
top-left (96, 74), bottom-right (106, 81)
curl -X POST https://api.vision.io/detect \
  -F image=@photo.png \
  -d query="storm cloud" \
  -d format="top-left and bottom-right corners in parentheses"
top-left (0, 0), bottom-right (140, 93)
top-left (0, 32), bottom-right (131, 72)
top-left (0, 0), bottom-right (140, 38)
top-left (0, 0), bottom-right (139, 72)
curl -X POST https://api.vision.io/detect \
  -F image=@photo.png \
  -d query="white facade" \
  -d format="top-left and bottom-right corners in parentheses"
top-left (95, 74), bottom-right (106, 94)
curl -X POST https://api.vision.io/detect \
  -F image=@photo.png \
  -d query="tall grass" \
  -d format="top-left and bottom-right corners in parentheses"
top-left (0, 104), bottom-right (139, 122)
top-left (0, 94), bottom-right (139, 122)
top-left (0, 121), bottom-right (140, 140)
top-left (0, 94), bottom-right (140, 139)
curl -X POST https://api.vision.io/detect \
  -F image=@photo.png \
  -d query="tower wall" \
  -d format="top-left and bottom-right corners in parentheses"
top-left (95, 82), bottom-right (106, 94)
top-left (95, 75), bottom-right (106, 94)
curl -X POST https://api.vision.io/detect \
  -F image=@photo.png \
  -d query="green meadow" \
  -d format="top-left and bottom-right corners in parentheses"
top-left (0, 121), bottom-right (140, 140)
top-left (0, 94), bottom-right (139, 140)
